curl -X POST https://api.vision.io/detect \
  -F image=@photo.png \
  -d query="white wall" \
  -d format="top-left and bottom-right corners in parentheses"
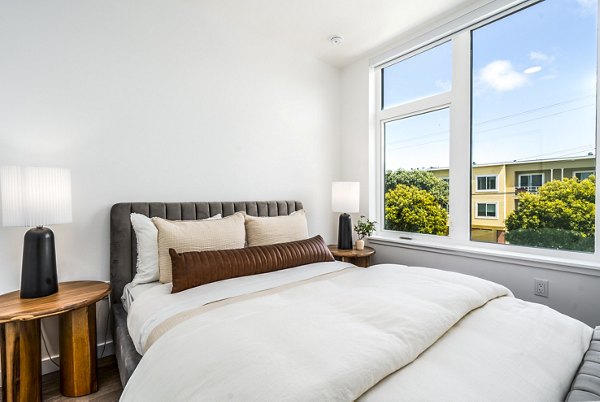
top-left (340, 54), bottom-right (600, 328)
top-left (0, 0), bottom-right (341, 373)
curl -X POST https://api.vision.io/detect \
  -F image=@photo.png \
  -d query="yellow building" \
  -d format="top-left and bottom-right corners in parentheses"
top-left (429, 155), bottom-right (595, 243)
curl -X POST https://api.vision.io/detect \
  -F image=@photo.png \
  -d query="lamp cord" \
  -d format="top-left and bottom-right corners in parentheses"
top-left (40, 323), bottom-right (60, 368)
top-left (40, 292), bottom-right (112, 367)
top-left (100, 293), bottom-right (112, 358)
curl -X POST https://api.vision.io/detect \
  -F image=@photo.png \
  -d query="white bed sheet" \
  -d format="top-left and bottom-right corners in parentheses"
top-left (127, 260), bottom-right (354, 354)
top-left (121, 281), bottom-right (162, 312)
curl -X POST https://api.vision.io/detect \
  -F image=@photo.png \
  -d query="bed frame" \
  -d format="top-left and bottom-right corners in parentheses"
top-left (109, 201), bottom-right (303, 386)
top-left (108, 201), bottom-right (598, 400)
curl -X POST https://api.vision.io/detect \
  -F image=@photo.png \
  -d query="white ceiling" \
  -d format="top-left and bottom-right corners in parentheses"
top-left (201, 0), bottom-right (479, 67)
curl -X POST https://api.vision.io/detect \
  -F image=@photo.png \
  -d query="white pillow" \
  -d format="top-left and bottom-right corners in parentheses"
top-left (152, 212), bottom-right (245, 283)
top-left (130, 213), bottom-right (222, 286)
top-left (130, 213), bottom-right (159, 285)
top-left (245, 209), bottom-right (309, 247)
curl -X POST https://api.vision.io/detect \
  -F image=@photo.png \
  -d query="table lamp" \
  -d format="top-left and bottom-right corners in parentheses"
top-left (0, 166), bottom-right (72, 298)
top-left (332, 181), bottom-right (359, 250)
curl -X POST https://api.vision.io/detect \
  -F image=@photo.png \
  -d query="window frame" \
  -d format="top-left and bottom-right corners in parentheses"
top-left (475, 202), bottom-right (498, 218)
top-left (517, 173), bottom-right (545, 192)
top-left (369, 0), bottom-right (600, 269)
top-left (476, 175), bottom-right (498, 192)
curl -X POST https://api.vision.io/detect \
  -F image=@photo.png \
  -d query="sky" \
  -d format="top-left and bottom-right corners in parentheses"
top-left (384, 0), bottom-right (598, 171)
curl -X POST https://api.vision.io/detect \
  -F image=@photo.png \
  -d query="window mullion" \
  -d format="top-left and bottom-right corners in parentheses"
top-left (448, 31), bottom-right (472, 244)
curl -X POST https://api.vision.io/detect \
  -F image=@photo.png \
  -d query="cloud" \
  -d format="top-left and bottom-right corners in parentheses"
top-left (577, 0), bottom-right (597, 8)
top-left (576, 0), bottom-right (597, 16)
top-left (529, 51), bottom-right (550, 62)
top-left (435, 80), bottom-right (451, 92)
top-left (479, 60), bottom-right (528, 91)
top-left (523, 66), bottom-right (542, 74)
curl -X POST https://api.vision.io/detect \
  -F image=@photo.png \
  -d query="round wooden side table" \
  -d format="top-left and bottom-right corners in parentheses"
top-left (0, 281), bottom-right (110, 402)
top-left (328, 245), bottom-right (376, 267)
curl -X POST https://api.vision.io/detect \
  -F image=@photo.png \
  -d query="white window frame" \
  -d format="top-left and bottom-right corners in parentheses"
top-left (475, 202), bottom-right (498, 219)
top-left (517, 173), bottom-right (545, 192)
top-left (575, 170), bottom-right (594, 180)
top-left (476, 175), bottom-right (498, 192)
top-left (369, 0), bottom-right (600, 272)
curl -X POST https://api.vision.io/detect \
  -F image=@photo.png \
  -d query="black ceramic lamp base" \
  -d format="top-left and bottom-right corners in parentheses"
top-left (337, 213), bottom-right (353, 250)
top-left (20, 226), bottom-right (58, 299)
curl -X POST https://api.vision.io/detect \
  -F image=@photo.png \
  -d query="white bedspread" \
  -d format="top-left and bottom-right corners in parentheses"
top-left (127, 261), bottom-right (354, 354)
top-left (360, 296), bottom-right (592, 401)
top-left (121, 263), bottom-right (521, 401)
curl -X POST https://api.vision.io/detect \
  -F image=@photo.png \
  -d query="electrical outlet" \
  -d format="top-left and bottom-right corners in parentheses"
top-left (534, 278), bottom-right (549, 297)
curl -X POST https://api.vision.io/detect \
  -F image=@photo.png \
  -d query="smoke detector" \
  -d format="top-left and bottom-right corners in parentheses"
top-left (330, 35), bottom-right (344, 45)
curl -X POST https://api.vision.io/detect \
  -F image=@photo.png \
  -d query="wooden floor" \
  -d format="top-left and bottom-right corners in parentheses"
top-left (1, 356), bottom-right (123, 402)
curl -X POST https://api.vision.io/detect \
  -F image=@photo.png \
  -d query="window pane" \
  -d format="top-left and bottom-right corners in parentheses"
top-left (477, 204), bottom-right (486, 216)
top-left (384, 108), bottom-right (449, 236)
top-left (471, 0), bottom-right (597, 252)
top-left (486, 204), bottom-right (496, 216)
top-left (382, 42), bottom-right (452, 109)
top-left (477, 177), bottom-right (486, 190)
top-left (489, 176), bottom-right (496, 189)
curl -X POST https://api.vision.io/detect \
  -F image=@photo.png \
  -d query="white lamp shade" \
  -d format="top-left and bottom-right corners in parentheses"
top-left (332, 181), bottom-right (360, 213)
top-left (1, 166), bottom-right (72, 227)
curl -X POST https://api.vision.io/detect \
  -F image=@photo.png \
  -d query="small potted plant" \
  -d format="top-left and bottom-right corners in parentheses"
top-left (353, 216), bottom-right (376, 250)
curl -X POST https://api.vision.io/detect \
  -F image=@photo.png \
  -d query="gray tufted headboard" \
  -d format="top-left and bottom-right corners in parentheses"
top-left (109, 201), bottom-right (303, 303)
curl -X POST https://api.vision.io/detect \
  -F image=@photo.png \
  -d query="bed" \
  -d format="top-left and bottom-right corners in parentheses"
top-left (110, 201), bottom-right (600, 401)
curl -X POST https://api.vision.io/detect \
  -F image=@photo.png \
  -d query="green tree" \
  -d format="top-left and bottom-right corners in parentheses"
top-left (385, 169), bottom-right (448, 209)
top-left (505, 176), bottom-right (595, 251)
top-left (385, 184), bottom-right (448, 235)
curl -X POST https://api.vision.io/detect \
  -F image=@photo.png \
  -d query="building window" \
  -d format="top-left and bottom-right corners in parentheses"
top-left (517, 173), bottom-right (544, 193)
top-left (476, 203), bottom-right (497, 218)
top-left (476, 175), bottom-right (497, 191)
top-left (575, 171), bottom-right (594, 181)
top-left (375, 0), bottom-right (597, 256)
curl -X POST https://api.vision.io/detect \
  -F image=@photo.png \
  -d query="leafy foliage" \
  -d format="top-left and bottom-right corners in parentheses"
top-left (505, 228), bottom-right (594, 252)
top-left (385, 169), bottom-right (449, 209)
top-left (505, 176), bottom-right (595, 251)
top-left (385, 184), bottom-right (448, 235)
top-left (353, 216), bottom-right (376, 240)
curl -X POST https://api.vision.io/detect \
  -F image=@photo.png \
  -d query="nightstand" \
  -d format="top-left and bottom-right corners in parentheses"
top-left (0, 281), bottom-right (110, 402)
top-left (328, 245), bottom-right (376, 268)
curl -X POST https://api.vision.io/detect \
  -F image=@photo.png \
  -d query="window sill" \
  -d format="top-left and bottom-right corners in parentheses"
top-left (368, 235), bottom-right (600, 277)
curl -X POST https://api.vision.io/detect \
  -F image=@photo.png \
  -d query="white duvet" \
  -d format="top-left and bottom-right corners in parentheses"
top-left (122, 262), bottom-right (592, 401)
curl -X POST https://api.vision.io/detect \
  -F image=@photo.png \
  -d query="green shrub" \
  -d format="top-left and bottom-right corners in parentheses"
top-left (385, 184), bottom-right (448, 235)
top-left (505, 228), bottom-right (594, 252)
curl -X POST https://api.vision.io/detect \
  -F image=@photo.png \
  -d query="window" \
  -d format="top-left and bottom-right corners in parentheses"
top-left (476, 203), bottom-right (497, 218)
top-left (381, 43), bottom-right (451, 237)
top-left (470, 0), bottom-right (596, 251)
top-left (476, 175), bottom-right (497, 191)
top-left (575, 171), bottom-right (594, 181)
top-left (382, 42), bottom-right (452, 109)
top-left (517, 173), bottom-right (544, 192)
top-left (375, 0), bottom-right (597, 257)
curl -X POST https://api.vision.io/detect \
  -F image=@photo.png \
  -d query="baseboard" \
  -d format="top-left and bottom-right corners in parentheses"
top-left (0, 340), bottom-right (114, 388)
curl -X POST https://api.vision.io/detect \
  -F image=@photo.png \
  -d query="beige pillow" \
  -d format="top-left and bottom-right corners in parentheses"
top-left (245, 210), bottom-right (309, 247)
top-left (152, 212), bottom-right (246, 283)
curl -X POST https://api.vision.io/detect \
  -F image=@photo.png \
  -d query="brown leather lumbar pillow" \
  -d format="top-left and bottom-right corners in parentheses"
top-left (169, 235), bottom-right (334, 293)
